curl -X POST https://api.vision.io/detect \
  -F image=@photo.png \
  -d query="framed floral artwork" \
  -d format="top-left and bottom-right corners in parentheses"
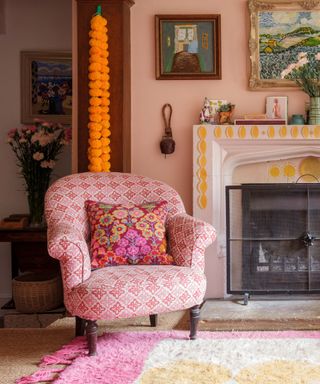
top-left (248, 0), bottom-right (320, 89)
top-left (155, 14), bottom-right (221, 80)
top-left (21, 51), bottom-right (72, 124)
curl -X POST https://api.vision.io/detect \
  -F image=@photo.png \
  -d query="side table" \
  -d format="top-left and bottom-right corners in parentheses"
top-left (0, 226), bottom-right (59, 309)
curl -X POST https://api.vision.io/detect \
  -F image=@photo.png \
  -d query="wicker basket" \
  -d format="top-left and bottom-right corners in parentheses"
top-left (12, 272), bottom-right (63, 313)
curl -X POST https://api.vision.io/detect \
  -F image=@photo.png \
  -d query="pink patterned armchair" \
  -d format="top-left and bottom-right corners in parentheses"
top-left (45, 172), bottom-right (216, 355)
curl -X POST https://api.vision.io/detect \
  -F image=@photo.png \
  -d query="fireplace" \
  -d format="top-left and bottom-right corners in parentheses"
top-left (193, 123), bottom-right (320, 298)
top-left (226, 183), bottom-right (320, 294)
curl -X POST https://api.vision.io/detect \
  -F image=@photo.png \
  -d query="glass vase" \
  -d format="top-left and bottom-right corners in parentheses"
top-left (308, 96), bottom-right (320, 125)
top-left (27, 190), bottom-right (46, 227)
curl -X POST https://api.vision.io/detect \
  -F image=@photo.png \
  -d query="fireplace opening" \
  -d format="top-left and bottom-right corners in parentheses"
top-left (226, 183), bottom-right (320, 294)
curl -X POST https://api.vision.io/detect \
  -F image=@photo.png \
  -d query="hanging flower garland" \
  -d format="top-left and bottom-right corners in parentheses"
top-left (87, 5), bottom-right (111, 172)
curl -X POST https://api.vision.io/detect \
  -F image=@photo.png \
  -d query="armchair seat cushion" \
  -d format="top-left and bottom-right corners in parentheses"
top-left (66, 265), bottom-right (206, 320)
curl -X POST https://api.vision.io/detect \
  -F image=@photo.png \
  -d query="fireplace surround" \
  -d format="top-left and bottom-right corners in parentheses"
top-left (193, 124), bottom-right (320, 298)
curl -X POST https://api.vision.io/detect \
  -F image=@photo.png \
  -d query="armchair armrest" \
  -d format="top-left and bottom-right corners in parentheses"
top-left (167, 213), bottom-right (216, 271)
top-left (47, 224), bottom-right (91, 290)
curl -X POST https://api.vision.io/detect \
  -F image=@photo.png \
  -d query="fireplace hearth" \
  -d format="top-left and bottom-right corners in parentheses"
top-left (226, 183), bottom-right (320, 294)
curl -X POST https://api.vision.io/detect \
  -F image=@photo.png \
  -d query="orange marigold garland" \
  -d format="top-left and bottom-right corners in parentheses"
top-left (88, 5), bottom-right (111, 172)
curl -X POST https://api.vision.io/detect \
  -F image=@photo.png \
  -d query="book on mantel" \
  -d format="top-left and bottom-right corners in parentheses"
top-left (0, 214), bottom-right (29, 229)
top-left (233, 118), bottom-right (287, 125)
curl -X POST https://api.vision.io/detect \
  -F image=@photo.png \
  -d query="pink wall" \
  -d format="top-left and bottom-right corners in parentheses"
top-left (131, 0), bottom-right (308, 214)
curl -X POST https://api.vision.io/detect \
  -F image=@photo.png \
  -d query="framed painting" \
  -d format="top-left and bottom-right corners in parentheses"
top-left (155, 14), bottom-right (221, 80)
top-left (248, 0), bottom-right (320, 89)
top-left (21, 51), bottom-right (72, 124)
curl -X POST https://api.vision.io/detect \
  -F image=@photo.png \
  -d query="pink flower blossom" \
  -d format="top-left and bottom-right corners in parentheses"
top-left (33, 152), bottom-right (44, 161)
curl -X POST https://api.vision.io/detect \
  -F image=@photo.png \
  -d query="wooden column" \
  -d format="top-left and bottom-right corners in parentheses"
top-left (76, 0), bottom-right (134, 172)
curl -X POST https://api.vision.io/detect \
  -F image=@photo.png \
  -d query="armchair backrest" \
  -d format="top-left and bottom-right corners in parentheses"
top-left (45, 172), bottom-right (185, 239)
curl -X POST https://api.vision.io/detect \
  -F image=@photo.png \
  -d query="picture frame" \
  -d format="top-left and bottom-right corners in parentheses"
top-left (266, 96), bottom-right (288, 123)
top-left (248, 0), bottom-right (320, 90)
top-left (21, 51), bottom-right (72, 124)
top-left (155, 14), bottom-right (221, 80)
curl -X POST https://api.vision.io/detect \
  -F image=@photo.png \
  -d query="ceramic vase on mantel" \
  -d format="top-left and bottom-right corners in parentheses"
top-left (308, 97), bottom-right (320, 125)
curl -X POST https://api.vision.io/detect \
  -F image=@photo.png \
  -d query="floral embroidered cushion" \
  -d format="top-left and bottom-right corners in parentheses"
top-left (85, 200), bottom-right (175, 268)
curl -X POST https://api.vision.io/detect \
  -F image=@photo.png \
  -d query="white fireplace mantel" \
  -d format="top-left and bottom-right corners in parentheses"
top-left (193, 124), bottom-right (320, 298)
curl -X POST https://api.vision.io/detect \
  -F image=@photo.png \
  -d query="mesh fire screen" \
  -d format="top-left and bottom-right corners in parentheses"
top-left (226, 184), bottom-right (320, 294)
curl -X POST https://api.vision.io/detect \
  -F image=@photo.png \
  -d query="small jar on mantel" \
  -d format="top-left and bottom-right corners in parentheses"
top-left (290, 114), bottom-right (305, 125)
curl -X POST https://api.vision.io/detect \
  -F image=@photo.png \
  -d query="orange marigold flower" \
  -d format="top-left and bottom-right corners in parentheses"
top-left (89, 89), bottom-right (103, 97)
top-left (101, 163), bottom-right (111, 172)
top-left (101, 138), bottom-right (110, 147)
top-left (89, 114), bottom-right (102, 123)
top-left (88, 80), bottom-right (102, 89)
top-left (101, 128), bottom-right (111, 137)
top-left (89, 62), bottom-right (101, 72)
top-left (89, 148), bottom-right (102, 157)
top-left (101, 146), bottom-right (111, 154)
top-left (101, 121), bottom-right (110, 129)
top-left (89, 139), bottom-right (102, 148)
top-left (100, 97), bottom-right (110, 107)
top-left (88, 122), bottom-right (102, 131)
top-left (89, 46), bottom-right (101, 55)
top-left (101, 153), bottom-right (111, 162)
top-left (89, 97), bottom-right (102, 106)
top-left (88, 72), bottom-right (101, 81)
top-left (89, 39), bottom-right (100, 47)
top-left (90, 156), bottom-right (102, 166)
top-left (88, 163), bottom-right (102, 172)
top-left (89, 130), bottom-right (101, 139)
top-left (88, 106), bottom-right (102, 114)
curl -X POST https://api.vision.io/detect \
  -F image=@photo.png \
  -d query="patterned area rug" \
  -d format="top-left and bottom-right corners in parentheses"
top-left (16, 330), bottom-right (320, 384)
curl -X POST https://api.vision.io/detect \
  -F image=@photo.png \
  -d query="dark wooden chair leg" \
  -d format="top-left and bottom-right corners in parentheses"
top-left (86, 320), bottom-right (98, 356)
top-left (75, 316), bottom-right (86, 336)
top-left (189, 305), bottom-right (200, 340)
top-left (150, 314), bottom-right (158, 327)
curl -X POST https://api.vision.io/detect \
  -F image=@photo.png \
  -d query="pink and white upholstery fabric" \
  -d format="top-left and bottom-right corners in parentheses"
top-left (45, 172), bottom-right (216, 321)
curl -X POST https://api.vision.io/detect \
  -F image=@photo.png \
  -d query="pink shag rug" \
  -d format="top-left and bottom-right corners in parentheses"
top-left (16, 330), bottom-right (320, 384)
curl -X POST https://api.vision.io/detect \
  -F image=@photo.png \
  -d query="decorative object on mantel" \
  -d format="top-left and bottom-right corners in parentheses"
top-left (290, 114), bottom-right (305, 125)
top-left (7, 119), bottom-right (71, 227)
top-left (87, 5), bottom-right (111, 172)
top-left (216, 103), bottom-right (235, 124)
top-left (266, 96), bottom-right (288, 123)
top-left (160, 103), bottom-right (175, 157)
top-left (281, 52), bottom-right (320, 124)
top-left (199, 98), bottom-right (227, 124)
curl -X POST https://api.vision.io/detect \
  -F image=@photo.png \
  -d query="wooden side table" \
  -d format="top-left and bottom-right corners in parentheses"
top-left (0, 226), bottom-right (59, 309)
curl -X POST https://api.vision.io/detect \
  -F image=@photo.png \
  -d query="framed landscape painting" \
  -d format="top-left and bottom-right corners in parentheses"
top-left (155, 14), bottom-right (221, 80)
top-left (21, 51), bottom-right (72, 124)
top-left (248, 0), bottom-right (320, 89)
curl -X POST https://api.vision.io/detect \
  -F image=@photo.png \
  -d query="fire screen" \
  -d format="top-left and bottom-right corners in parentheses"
top-left (226, 184), bottom-right (320, 294)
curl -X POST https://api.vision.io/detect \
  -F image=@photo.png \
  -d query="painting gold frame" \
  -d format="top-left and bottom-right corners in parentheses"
top-left (248, 0), bottom-right (320, 90)
top-left (21, 51), bottom-right (72, 124)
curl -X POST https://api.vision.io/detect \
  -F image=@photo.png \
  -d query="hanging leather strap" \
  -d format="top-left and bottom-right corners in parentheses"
top-left (162, 103), bottom-right (173, 137)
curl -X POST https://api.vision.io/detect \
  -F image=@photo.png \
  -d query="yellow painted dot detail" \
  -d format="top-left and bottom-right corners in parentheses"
top-left (314, 126), bottom-right (320, 138)
top-left (251, 126), bottom-right (259, 138)
top-left (198, 140), bottom-right (207, 153)
top-left (291, 126), bottom-right (299, 138)
top-left (236, 360), bottom-right (320, 384)
top-left (279, 126), bottom-right (287, 137)
top-left (299, 156), bottom-right (320, 182)
top-left (283, 164), bottom-right (296, 178)
top-left (198, 195), bottom-right (207, 209)
top-left (198, 125), bottom-right (207, 139)
top-left (198, 156), bottom-right (207, 168)
top-left (238, 125), bottom-right (246, 139)
top-left (214, 126), bottom-right (222, 138)
top-left (301, 125), bottom-right (309, 138)
top-left (269, 166), bottom-right (280, 178)
top-left (140, 360), bottom-right (231, 384)
top-left (267, 126), bottom-right (275, 138)
top-left (226, 126), bottom-right (234, 138)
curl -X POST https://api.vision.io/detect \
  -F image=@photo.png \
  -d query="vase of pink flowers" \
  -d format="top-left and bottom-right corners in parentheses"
top-left (7, 119), bottom-right (71, 227)
top-left (281, 52), bottom-right (320, 124)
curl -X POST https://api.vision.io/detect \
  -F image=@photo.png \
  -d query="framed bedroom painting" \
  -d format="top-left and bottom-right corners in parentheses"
top-left (21, 51), bottom-right (72, 124)
top-left (248, 0), bottom-right (320, 89)
top-left (155, 14), bottom-right (221, 80)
